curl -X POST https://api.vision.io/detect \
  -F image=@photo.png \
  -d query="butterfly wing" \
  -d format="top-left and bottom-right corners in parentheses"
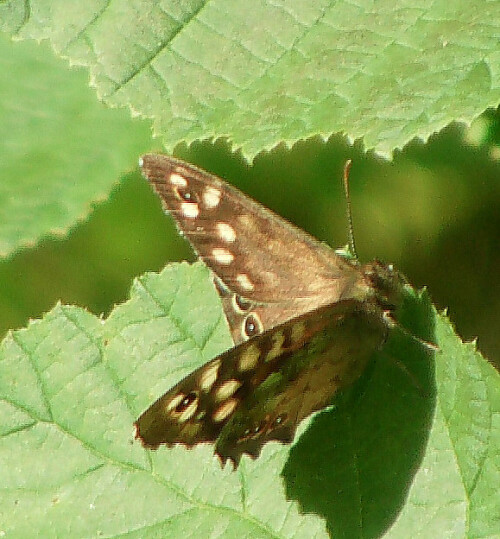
top-left (134, 299), bottom-right (387, 467)
top-left (140, 154), bottom-right (365, 344)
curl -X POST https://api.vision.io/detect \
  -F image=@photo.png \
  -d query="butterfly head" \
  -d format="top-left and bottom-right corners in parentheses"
top-left (362, 260), bottom-right (407, 311)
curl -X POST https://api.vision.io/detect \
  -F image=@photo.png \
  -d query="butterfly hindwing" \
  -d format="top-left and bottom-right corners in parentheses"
top-left (134, 300), bottom-right (388, 466)
top-left (215, 300), bottom-right (388, 465)
top-left (140, 154), bottom-right (365, 344)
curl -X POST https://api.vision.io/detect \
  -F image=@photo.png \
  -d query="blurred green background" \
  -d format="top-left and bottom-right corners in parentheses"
top-left (0, 111), bottom-right (498, 368)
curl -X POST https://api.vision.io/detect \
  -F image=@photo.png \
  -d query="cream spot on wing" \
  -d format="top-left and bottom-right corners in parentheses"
top-left (169, 172), bottom-right (188, 187)
top-left (291, 321), bottom-right (306, 344)
top-left (166, 393), bottom-right (185, 413)
top-left (238, 343), bottom-right (260, 372)
top-left (236, 273), bottom-right (254, 292)
top-left (203, 187), bottom-right (221, 208)
top-left (199, 359), bottom-right (221, 392)
top-left (177, 399), bottom-right (198, 423)
top-left (213, 398), bottom-right (238, 422)
top-left (181, 202), bottom-right (199, 218)
top-left (215, 379), bottom-right (242, 402)
top-left (212, 248), bottom-right (234, 265)
top-left (216, 222), bottom-right (236, 243)
top-left (265, 331), bottom-right (285, 362)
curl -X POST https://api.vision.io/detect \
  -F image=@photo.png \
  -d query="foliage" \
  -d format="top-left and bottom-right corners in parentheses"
top-left (0, 1), bottom-right (499, 537)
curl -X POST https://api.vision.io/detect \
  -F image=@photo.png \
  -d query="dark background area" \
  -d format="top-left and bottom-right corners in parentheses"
top-left (0, 110), bottom-right (498, 368)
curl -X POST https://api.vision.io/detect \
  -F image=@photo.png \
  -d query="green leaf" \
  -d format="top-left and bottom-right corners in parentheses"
top-left (0, 263), bottom-right (328, 537)
top-left (1, 262), bottom-right (499, 537)
top-left (0, 4), bottom-right (498, 534)
top-left (384, 311), bottom-right (500, 538)
top-left (0, 33), bottom-right (152, 257)
top-left (2, 0), bottom-right (499, 160)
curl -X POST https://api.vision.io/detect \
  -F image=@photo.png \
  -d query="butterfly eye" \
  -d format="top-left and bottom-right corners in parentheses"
top-left (175, 186), bottom-right (198, 203)
top-left (175, 392), bottom-right (198, 413)
top-left (244, 313), bottom-right (262, 338)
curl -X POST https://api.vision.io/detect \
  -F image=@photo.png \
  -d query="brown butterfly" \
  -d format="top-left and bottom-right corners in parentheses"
top-left (134, 155), bottom-right (408, 467)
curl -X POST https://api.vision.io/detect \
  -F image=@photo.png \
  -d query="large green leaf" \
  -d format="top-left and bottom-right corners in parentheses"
top-left (2, 0), bottom-right (499, 159)
top-left (0, 2), bottom-right (498, 535)
top-left (0, 33), bottom-right (152, 257)
top-left (1, 262), bottom-right (498, 537)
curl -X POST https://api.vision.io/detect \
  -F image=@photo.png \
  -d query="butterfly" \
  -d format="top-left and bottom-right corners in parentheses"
top-left (134, 154), bottom-right (409, 468)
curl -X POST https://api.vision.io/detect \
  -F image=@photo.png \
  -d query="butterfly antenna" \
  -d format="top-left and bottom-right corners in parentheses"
top-left (342, 160), bottom-right (358, 261)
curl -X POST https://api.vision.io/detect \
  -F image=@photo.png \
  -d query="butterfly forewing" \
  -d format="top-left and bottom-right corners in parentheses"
top-left (134, 300), bottom-right (388, 466)
top-left (140, 154), bottom-right (367, 344)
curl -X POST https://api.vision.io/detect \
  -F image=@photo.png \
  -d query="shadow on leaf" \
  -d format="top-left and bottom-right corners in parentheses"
top-left (282, 290), bottom-right (436, 538)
